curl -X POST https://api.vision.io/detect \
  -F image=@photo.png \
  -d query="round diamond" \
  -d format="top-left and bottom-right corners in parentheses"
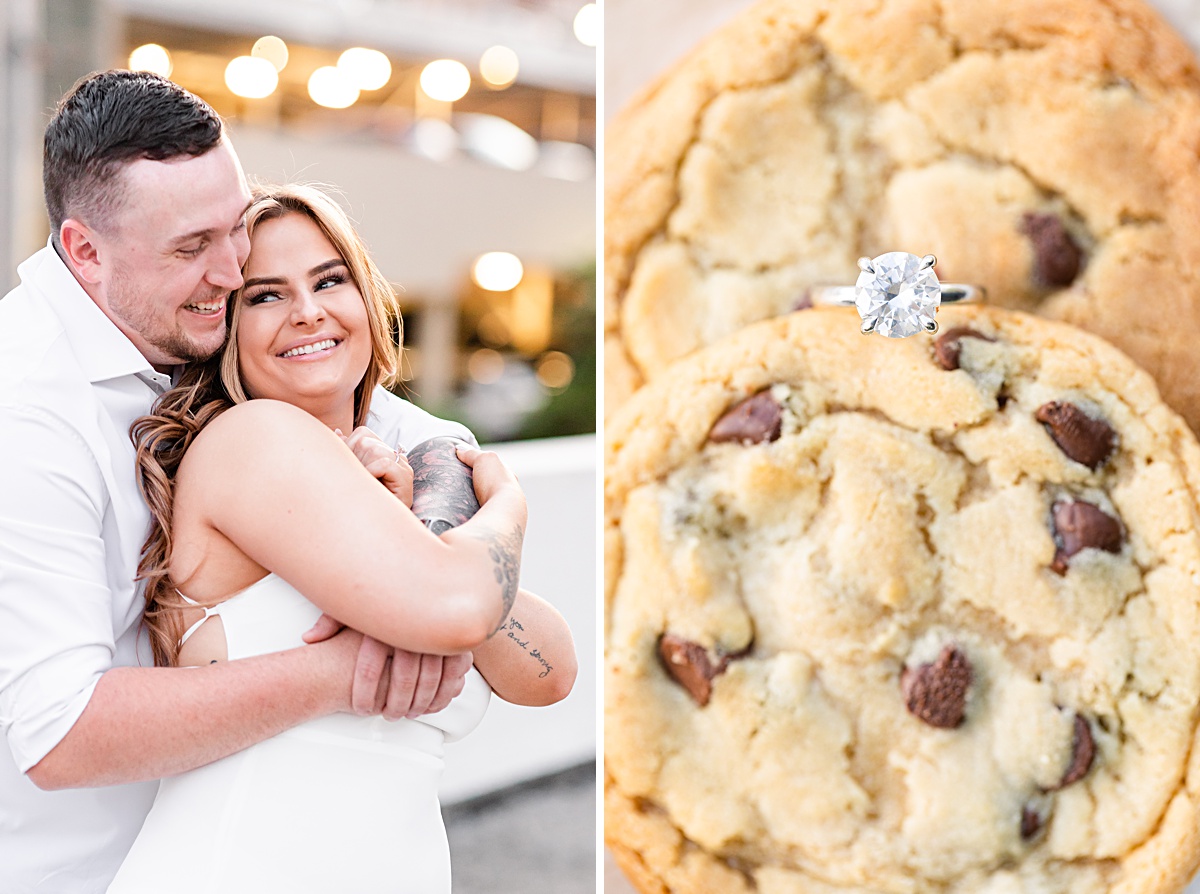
top-left (854, 252), bottom-right (941, 338)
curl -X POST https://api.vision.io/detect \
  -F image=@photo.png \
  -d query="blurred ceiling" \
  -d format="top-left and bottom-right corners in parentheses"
top-left (110, 0), bottom-right (596, 94)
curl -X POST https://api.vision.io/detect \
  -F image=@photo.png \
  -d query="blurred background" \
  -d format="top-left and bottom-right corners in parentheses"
top-left (0, 1), bottom-right (597, 891)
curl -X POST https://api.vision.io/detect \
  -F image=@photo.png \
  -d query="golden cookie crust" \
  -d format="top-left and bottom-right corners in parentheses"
top-left (605, 305), bottom-right (1200, 894)
top-left (604, 0), bottom-right (1200, 431)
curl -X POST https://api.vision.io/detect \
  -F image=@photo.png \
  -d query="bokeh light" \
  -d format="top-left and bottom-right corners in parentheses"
top-left (420, 59), bottom-right (471, 102)
top-left (538, 141), bottom-right (595, 181)
top-left (410, 118), bottom-right (459, 161)
top-left (573, 4), bottom-right (598, 47)
top-left (225, 56), bottom-right (278, 99)
top-left (458, 114), bottom-right (538, 171)
top-left (536, 351), bottom-right (575, 390)
top-left (308, 66), bottom-right (360, 109)
top-left (480, 46), bottom-right (519, 88)
top-left (251, 36), bottom-right (289, 72)
top-left (338, 47), bottom-right (392, 91)
top-left (129, 44), bottom-right (172, 77)
top-left (472, 252), bottom-right (525, 292)
top-left (468, 348), bottom-right (506, 385)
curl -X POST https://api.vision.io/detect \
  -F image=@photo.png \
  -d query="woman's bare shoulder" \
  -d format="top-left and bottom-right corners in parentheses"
top-left (198, 399), bottom-right (326, 442)
top-left (183, 399), bottom-right (335, 473)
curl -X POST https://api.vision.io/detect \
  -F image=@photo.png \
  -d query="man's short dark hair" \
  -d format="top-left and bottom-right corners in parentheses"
top-left (43, 69), bottom-right (224, 248)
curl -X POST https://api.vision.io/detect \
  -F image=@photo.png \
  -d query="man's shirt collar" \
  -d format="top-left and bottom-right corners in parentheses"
top-left (20, 239), bottom-right (159, 385)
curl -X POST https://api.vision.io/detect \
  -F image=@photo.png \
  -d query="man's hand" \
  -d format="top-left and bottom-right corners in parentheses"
top-left (337, 426), bottom-right (413, 507)
top-left (303, 614), bottom-right (471, 719)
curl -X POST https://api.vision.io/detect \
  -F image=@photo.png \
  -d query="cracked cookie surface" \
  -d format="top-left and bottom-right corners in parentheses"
top-left (604, 0), bottom-right (1200, 434)
top-left (604, 306), bottom-right (1200, 894)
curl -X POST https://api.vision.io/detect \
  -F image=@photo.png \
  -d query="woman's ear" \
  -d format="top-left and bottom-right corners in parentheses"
top-left (58, 219), bottom-right (104, 284)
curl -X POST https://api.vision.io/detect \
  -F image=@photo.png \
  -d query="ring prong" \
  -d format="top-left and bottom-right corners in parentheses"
top-left (861, 318), bottom-right (876, 335)
top-left (857, 256), bottom-right (874, 274)
top-left (921, 254), bottom-right (937, 270)
top-left (924, 318), bottom-right (939, 334)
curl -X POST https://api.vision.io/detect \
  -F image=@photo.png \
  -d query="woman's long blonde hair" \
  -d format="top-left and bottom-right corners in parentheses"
top-left (131, 183), bottom-right (404, 667)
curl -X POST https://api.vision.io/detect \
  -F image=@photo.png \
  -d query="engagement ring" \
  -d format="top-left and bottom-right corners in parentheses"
top-left (808, 252), bottom-right (985, 338)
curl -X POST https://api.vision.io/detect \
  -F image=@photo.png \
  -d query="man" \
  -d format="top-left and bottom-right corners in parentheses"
top-left (0, 69), bottom-right (472, 892)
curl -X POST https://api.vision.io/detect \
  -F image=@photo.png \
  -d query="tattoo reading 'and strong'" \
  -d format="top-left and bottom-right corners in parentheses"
top-left (501, 617), bottom-right (553, 677)
top-left (408, 437), bottom-right (481, 535)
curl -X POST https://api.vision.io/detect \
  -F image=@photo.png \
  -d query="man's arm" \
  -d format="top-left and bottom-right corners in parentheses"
top-left (28, 631), bottom-right (363, 789)
top-left (0, 406), bottom-right (368, 790)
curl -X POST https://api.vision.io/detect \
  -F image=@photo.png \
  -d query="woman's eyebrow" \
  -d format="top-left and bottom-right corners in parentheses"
top-left (242, 273), bottom-right (286, 289)
top-left (308, 258), bottom-right (346, 277)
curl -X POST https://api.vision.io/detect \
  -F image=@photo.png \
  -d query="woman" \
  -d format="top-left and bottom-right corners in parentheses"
top-left (108, 184), bottom-right (576, 892)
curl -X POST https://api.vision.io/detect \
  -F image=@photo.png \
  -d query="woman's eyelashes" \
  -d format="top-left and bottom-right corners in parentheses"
top-left (244, 288), bottom-right (283, 305)
top-left (314, 270), bottom-right (348, 291)
top-left (243, 269), bottom-right (349, 306)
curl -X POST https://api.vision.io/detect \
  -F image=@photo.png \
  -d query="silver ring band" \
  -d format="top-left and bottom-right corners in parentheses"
top-left (808, 283), bottom-right (986, 307)
top-left (808, 252), bottom-right (987, 338)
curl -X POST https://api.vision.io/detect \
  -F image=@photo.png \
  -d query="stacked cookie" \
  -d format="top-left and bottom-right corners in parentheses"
top-left (606, 307), bottom-right (1200, 893)
top-left (604, 1), bottom-right (1200, 891)
top-left (604, 0), bottom-right (1200, 431)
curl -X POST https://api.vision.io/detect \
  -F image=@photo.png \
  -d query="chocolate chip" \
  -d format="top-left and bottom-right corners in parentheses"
top-left (1035, 402), bottom-right (1116, 470)
top-left (1049, 714), bottom-right (1096, 789)
top-left (1020, 805), bottom-right (1043, 840)
top-left (657, 634), bottom-right (743, 706)
top-left (932, 327), bottom-right (994, 371)
top-left (901, 645), bottom-right (972, 729)
top-left (792, 290), bottom-right (814, 311)
top-left (708, 390), bottom-right (783, 445)
top-left (1050, 500), bottom-right (1124, 574)
top-left (1020, 213), bottom-right (1082, 287)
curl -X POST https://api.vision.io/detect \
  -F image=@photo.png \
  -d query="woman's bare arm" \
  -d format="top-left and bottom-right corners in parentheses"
top-left (180, 400), bottom-right (526, 655)
top-left (471, 588), bottom-right (576, 706)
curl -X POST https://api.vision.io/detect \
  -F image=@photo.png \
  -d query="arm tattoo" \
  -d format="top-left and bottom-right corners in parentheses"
top-left (500, 617), bottom-right (554, 677)
top-left (407, 437), bottom-right (481, 535)
top-left (485, 525), bottom-right (522, 635)
top-left (407, 435), bottom-right (520, 631)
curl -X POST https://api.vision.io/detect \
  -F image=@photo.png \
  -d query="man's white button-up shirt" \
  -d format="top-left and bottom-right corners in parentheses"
top-left (0, 244), bottom-right (163, 893)
top-left (0, 242), bottom-right (475, 892)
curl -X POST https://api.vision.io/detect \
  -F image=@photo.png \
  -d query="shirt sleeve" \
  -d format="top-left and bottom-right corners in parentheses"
top-left (0, 406), bottom-right (116, 772)
top-left (367, 385), bottom-right (480, 449)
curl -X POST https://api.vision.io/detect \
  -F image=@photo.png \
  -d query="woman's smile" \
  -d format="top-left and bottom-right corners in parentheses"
top-left (278, 336), bottom-right (342, 359)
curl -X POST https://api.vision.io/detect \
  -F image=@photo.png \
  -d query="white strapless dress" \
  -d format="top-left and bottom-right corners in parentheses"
top-left (107, 574), bottom-right (490, 894)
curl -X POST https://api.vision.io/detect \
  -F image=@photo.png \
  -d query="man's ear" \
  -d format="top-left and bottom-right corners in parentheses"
top-left (58, 219), bottom-right (104, 284)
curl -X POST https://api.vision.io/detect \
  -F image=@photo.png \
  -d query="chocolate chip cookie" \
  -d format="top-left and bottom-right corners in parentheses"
top-left (605, 305), bottom-right (1200, 893)
top-left (604, 0), bottom-right (1200, 434)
